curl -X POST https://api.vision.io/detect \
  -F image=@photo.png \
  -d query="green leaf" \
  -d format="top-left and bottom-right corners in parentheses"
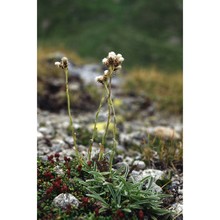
top-left (122, 208), bottom-right (131, 213)
top-left (86, 194), bottom-right (109, 207)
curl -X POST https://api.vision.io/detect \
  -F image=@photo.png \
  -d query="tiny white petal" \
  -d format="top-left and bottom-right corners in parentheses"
top-left (61, 57), bottom-right (68, 62)
top-left (102, 58), bottom-right (108, 64)
top-left (95, 75), bottom-right (103, 82)
top-left (55, 62), bottom-right (61, 67)
top-left (116, 54), bottom-right (122, 58)
top-left (108, 51), bottom-right (116, 58)
top-left (115, 65), bottom-right (122, 70)
top-left (119, 57), bottom-right (124, 62)
top-left (104, 70), bottom-right (108, 75)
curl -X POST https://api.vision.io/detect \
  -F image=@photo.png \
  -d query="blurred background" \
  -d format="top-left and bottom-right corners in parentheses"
top-left (38, 0), bottom-right (183, 117)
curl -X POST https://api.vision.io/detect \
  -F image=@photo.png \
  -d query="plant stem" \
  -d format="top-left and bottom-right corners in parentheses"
top-left (88, 93), bottom-right (106, 161)
top-left (108, 85), bottom-right (117, 171)
top-left (64, 68), bottom-right (80, 161)
top-left (102, 80), bottom-right (111, 146)
top-left (102, 67), bottom-right (118, 171)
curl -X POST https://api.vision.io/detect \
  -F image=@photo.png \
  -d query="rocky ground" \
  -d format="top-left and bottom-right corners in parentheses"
top-left (38, 53), bottom-right (183, 219)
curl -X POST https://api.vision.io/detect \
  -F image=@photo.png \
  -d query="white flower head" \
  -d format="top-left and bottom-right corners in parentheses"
top-left (95, 75), bottom-right (104, 84)
top-left (104, 70), bottom-right (109, 75)
top-left (102, 58), bottom-right (108, 64)
top-left (108, 51), bottom-right (116, 59)
top-left (55, 61), bottom-right (61, 67)
top-left (61, 57), bottom-right (68, 62)
top-left (116, 54), bottom-right (122, 58)
top-left (115, 65), bottom-right (122, 70)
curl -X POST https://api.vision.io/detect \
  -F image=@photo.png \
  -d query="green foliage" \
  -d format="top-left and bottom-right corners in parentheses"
top-left (38, 155), bottom-right (174, 219)
top-left (38, 0), bottom-right (182, 70)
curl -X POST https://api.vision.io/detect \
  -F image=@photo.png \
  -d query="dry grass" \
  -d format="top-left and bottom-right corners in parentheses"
top-left (124, 68), bottom-right (183, 115)
top-left (38, 46), bottom-right (84, 79)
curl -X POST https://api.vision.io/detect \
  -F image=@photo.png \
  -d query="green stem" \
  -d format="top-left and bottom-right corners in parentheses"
top-left (102, 80), bottom-right (111, 146)
top-left (109, 92), bottom-right (117, 171)
top-left (88, 93), bottom-right (106, 161)
top-left (103, 67), bottom-right (118, 171)
top-left (64, 68), bottom-right (80, 161)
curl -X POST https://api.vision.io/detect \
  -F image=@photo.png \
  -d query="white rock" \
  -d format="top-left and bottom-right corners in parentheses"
top-left (130, 170), bottom-right (163, 193)
top-left (170, 202), bottom-right (183, 214)
top-left (37, 131), bottom-right (44, 140)
top-left (178, 189), bottom-right (183, 195)
top-left (130, 169), bottom-right (165, 182)
top-left (142, 169), bottom-right (165, 181)
top-left (54, 166), bottom-right (64, 175)
top-left (52, 193), bottom-right (79, 208)
top-left (133, 160), bottom-right (146, 170)
top-left (124, 156), bottom-right (133, 165)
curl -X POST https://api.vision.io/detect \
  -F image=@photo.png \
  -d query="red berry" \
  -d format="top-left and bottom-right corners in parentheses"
top-left (87, 161), bottom-right (92, 166)
top-left (82, 197), bottom-right (89, 204)
top-left (48, 155), bottom-right (54, 161)
top-left (53, 181), bottom-right (60, 188)
top-left (95, 207), bottom-right (99, 216)
top-left (138, 210), bottom-right (144, 220)
top-left (116, 210), bottom-right (124, 218)
top-left (55, 153), bottom-right (60, 158)
top-left (77, 164), bottom-right (82, 172)
top-left (46, 186), bottom-right (53, 194)
top-left (67, 169), bottom-right (71, 176)
top-left (64, 156), bottom-right (68, 161)
top-left (62, 184), bottom-right (68, 192)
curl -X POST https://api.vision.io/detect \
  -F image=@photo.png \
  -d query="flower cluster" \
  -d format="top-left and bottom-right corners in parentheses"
top-left (102, 51), bottom-right (124, 71)
top-left (96, 51), bottom-right (124, 84)
top-left (55, 57), bottom-right (68, 69)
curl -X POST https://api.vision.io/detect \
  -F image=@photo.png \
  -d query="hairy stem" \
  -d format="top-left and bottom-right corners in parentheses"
top-left (102, 80), bottom-right (111, 146)
top-left (64, 68), bottom-right (80, 161)
top-left (108, 92), bottom-right (117, 171)
top-left (88, 93), bottom-right (106, 161)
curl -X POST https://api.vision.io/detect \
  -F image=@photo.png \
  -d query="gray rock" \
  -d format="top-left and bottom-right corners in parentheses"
top-left (124, 156), bottom-right (133, 165)
top-left (52, 193), bottom-right (79, 208)
top-left (116, 145), bottom-right (126, 152)
top-left (142, 169), bottom-right (165, 181)
top-left (129, 170), bottom-right (163, 193)
top-left (133, 160), bottom-right (146, 170)
top-left (62, 149), bottom-right (75, 157)
top-left (130, 169), bottom-right (165, 182)
top-left (170, 202), bottom-right (183, 215)
top-left (38, 127), bottom-right (49, 134)
top-left (120, 131), bottom-right (147, 146)
top-left (37, 131), bottom-right (44, 140)
top-left (51, 139), bottom-right (65, 151)
top-left (54, 165), bottom-right (64, 175)
top-left (64, 136), bottom-right (74, 145)
top-left (114, 162), bottom-right (129, 172)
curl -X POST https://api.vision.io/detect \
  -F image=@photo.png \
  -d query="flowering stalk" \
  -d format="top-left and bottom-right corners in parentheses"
top-left (95, 52), bottom-right (124, 171)
top-left (88, 94), bottom-right (105, 161)
top-left (103, 79), bottom-right (117, 170)
top-left (55, 57), bottom-right (81, 162)
top-left (102, 79), bottom-right (112, 146)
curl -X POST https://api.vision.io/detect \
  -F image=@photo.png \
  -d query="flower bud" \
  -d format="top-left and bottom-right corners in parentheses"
top-left (61, 57), bottom-right (68, 68)
top-left (55, 62), bottom-right (61, 67)
top-left (102, 58), bottom-right (108, 64)
top-left (108, 51), bottom-right (116, 58)
top-left (95, 75), bottom-right (104, 84)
